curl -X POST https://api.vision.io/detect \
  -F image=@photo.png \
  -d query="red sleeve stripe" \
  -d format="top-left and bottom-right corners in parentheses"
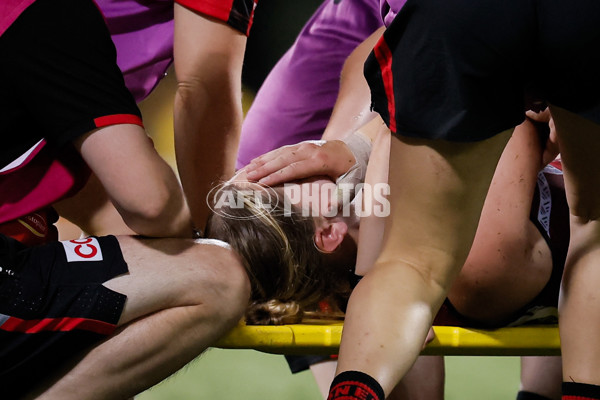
top-left (373, 35), bottom-right (397, 133)
top-left (94, 114), bottom-right (144, 129)
top-left (0, 315), bottom-right (116, 336)
top-left (563, 397), bottom-right (599, 400)
top-left (176, 0), bottom-right (234, 25)
top-left (243, 0), bottom-right (258, 36)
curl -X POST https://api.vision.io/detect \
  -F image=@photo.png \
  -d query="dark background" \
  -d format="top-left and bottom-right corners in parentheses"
top-left (242, 0), bottom-right (323, 92)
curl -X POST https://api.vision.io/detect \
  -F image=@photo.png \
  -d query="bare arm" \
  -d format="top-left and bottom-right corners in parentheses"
top-left (245, 116), bottom-right (383, 186)
top-left (74, 124), bottom-right (192, 238)
top-left (448, 119), bottom-right (552, 322)
top-left (173, 5), bottom-right (247, 231)
top-left (244, 28), bottom-right (385, 186)
top-left (322, 27), bottom-right (385, 140)
top-left (54, 173), bottom-right (135, 237)
top-left (354, 119), bottom-right (391, 275)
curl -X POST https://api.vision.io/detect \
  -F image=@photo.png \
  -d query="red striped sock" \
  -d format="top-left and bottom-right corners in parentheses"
top-left (563, 382), bottom-right (600, 400)
top-left (328, 371), bottom-right (384, 400)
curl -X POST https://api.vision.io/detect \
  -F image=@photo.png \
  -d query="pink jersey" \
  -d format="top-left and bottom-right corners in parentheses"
top-left (98, 0), bottom-right (257, 102)
top-left (0, 0), bottom-right (35, 37)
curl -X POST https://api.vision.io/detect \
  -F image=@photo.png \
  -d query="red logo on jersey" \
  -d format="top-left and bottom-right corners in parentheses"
top-left (62, 237), bottom-right (103, 262)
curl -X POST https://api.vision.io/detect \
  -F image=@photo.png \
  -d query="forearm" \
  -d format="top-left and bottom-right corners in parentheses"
top-left (475, 119), bottom-right (543, 238)
top-left (174, 78), bottom-right (242, 229)
top-left (173, 6), bottom-right (246, 229)
top-left (322, 27), bottom-right (385, 141)
top-left (355, 126), bottom-right (391, 275)
top-left (54, 173), bottom-right (136, 237)
top-left (75, 124), bottom-right (192, 238)
top-left (444, 120), bottom-right (552, 322)
top-left (112, 161), bottom-right (192, 238)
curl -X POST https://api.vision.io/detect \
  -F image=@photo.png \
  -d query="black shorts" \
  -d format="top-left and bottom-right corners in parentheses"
top-left (365, 0), bottom-right (600, 141)
top-left (0, 0), bottom-right (143, 168)
top-left (0, 234), bottom-right (128, 398)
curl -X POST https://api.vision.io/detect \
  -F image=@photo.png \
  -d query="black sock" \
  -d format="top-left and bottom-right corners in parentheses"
top-left (328, 371), bottom-right (385, 400)
top-left (517, 390), bottom-right (553, 400)
top-left (563, 382), bottom-right (600, 400)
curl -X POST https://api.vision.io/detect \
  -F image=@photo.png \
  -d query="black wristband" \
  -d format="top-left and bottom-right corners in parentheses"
top-left (328, 370), bottom-right (385, 400)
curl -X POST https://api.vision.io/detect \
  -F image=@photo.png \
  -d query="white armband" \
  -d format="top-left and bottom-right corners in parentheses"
top-left (193, 238), bottom-right (232, 250)
top-left (336, 131), bottom-right (373, 194)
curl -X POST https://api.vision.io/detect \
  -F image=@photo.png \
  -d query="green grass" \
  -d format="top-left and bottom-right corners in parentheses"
top-left (445, 356), bottom-right (520, 399)
top-left (137, 349), bottom-right (521, 399)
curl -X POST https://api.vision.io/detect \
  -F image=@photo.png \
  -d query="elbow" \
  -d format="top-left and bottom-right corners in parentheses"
top-left (175, 74), bottom-right (242, 108)
top-left (120, 186), bottom-right (191, 237)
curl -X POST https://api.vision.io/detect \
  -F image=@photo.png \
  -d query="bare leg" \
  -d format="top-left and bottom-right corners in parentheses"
top-left (388, 356), bottom-right (445, 400)
top-left (520, 356), bottom-right (562, 400)
top-left (31, 237), bottom-right (250, 399)
top-left (311, 360), bottom-right (338, 399)
top-left (311, 357), bottom-right (444, 400)
top-left (34, 304), bottom-right (240, 400)
top-left (337, 129), bottom-right (511, 394)
top-left (551, 106), bottom-right (600, 385)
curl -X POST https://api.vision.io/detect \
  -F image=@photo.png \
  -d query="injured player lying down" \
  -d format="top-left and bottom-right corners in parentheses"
top-left (209, 113), bottom-right (565, 400)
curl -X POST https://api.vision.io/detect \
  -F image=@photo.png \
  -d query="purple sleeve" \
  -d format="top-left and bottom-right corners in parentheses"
top-left (236, 0), bottom-right (383, 168)
top-left (98, 0), bottom-right (175, 102)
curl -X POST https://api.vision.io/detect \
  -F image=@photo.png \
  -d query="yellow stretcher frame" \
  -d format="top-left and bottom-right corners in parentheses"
top-left (215, 324), bottom-right (561, 356)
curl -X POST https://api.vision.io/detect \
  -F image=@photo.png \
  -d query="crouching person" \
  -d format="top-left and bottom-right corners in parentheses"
top-left (0, 233), bottom-right (249, 399)
top-left (1, 183), bottom-right (353, 399)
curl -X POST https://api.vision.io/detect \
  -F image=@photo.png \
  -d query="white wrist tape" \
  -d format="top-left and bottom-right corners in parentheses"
top-left (336, 131), bottom-right (372, 190)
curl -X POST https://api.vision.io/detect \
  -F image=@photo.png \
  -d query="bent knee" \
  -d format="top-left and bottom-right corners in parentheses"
top-left (192, 247), bottom-right (251, 324)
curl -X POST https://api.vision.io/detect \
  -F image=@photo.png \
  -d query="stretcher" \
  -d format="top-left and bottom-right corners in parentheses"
top-left (215, 323), bottom-right (560, 356)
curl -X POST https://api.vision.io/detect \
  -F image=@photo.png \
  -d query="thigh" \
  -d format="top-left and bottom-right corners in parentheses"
top-left (103, 236), bottom-right (248, 326)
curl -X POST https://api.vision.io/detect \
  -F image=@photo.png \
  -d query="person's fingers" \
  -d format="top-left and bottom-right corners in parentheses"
top-left (257, 159), bottom-right (326, 186)
top-left (246, 147), bottom-right (304, 181)
top-left (247, 142), bottom-right (327, 183)
top-left (247, 155), bottom-right (293, 181)
top-left (245, 149), bottom-right (288, 174)
top-left (421, 327), bottom-right (436, 350)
